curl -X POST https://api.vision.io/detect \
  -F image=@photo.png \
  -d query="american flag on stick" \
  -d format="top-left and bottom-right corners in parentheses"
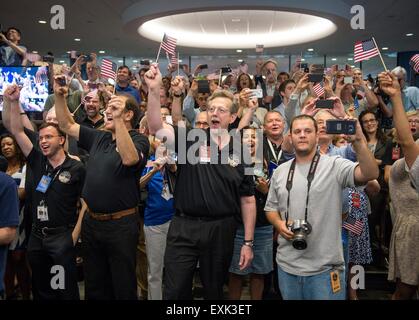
top-left (354, 39), bottom-right (380, 63)
top-left (101, 58), bottom-right (117, 80)
top-left (343, 216), bottom-right (364, 236)
top-left (410, 54), bottom-right (419, 73)
top-left (170, 53), bottom-right (178, 66)
top-left (312, 81), bottom-right (325, 97)
top-left (161, 33), bottom-right (177, 56)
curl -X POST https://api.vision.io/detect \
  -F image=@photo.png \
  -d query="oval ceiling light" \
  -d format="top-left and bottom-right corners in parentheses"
top-left (139, 10), bottom-right (337, 49)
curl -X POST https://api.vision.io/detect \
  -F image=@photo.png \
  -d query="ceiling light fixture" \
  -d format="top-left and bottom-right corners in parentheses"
top-left (406, 33), bottom-right (414, 36)
top-left (236, 49), bottom-right (242, 53)
top-left (139, 10), bottom-right (337, 49)
top-left (133, 60), bottom-right (138, 63)
top-left (74, 38), bottom-right (81, 42)
top-left (307, 48), bottom-right (314, 52)
top-left (382, 47), bottom-right (389, 50)
top-left (99, 50), bottom-right (105, 54)
top-left (347, 58), bottom-right (353, 61)
top-left (38, 20), bottom-right (47, 24)
top-left (32, 51), bottom-right (38, 54)
top-left (332, 58), bottom-right (337, 61)
top-left (118, 60), bottom-right (123, 63)
top-left (238, 59), bottom-right (243, 62)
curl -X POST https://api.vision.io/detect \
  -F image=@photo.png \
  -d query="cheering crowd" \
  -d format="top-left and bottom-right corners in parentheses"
top-left (0, 25), bottom-right (418, 301)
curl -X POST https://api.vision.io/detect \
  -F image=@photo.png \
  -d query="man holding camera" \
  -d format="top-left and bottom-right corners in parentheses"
top-left (265, 114), bottom-right (378, 300)
top-left (0, 27), bottom-right (26, 66)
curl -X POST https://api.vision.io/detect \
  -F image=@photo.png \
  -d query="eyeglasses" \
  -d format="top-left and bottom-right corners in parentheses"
top-left (195, 121), bottom-right (209, 126)
top-left (39, 135), bottom-right (62, 142)
top-left (362, 119), bottom-right (377, 125)
top-left (207, 107), bottom-right (230, 114)
top-left (408, 119), bottom-right (418, 124)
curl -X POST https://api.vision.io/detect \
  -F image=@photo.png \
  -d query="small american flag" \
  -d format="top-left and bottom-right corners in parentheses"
top-left (35, 66), bottom-right (48, 83)
top-left (170, 53), bottom-right (178, 66)
top-left (354, 39), bottom-right (379, 63)
top-left (410, 54), bottom-right (419, 73)
top-left (101, 58), bottom-right (117, 80)
top-left (343, 216), bottom-right (364, 236)
top-left (312, 81), bottom-right (325, 97)
top-left (161, 33), bottom-right (177, 56)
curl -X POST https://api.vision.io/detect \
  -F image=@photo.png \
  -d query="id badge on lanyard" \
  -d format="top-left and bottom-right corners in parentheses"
top-left (37, 200), bottom-right (49, 222)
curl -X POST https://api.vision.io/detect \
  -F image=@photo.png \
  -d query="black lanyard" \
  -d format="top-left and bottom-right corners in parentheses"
top-left (285, 153), bottom-right (320, 225)
top-left (43, 163), bottom-right (62, 194)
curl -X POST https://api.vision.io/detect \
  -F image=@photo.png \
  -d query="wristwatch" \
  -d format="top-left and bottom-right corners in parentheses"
top-left (243, 240), bottom-right (254, 248)
top-left (173, 92), bottom-right (183, 98)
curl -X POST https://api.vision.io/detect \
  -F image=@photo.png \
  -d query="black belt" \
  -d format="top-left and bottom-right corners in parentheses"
top-left (175, 212), bottom-right (231, 222)
top-left (32, 225), bottom-right (73, 238)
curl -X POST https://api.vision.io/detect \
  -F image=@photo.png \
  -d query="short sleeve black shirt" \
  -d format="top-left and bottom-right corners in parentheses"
top-left (27, 148), bottom-right (86, 228)
top-left (78, 126), bottom-right (149, 213)
top-left (173, 126), bottom-right (254, 218)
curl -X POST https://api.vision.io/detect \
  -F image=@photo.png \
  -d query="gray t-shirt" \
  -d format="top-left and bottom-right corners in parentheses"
top-left (265, 155), bottom-right (357, 276)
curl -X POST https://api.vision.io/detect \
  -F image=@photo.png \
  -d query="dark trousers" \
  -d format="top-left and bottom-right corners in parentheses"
top-left (27, 230), bottom-right (79, 300)
top-left (81, 213), bottom-right (139, 300)
top-left (163, 215), bottom-right (237, 300)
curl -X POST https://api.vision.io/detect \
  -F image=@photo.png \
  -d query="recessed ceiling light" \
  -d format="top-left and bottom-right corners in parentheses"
top-left (406, 33), bottom-right (414, 36)
top-left (132, 60), bottom-right (138, 63)
top-left (74, 38), bottom-right (81, 42)
top-left (238, 59), bottom-right (243, 62)
top-left (232, 18), bottom-right (241, 22)
top-left (66, 51), bottom-right (71, 54)
top-left (236, 49), bottom-right (242, 53)
top-left (307, 48), bottom-right (314, 52)
top-left (139, 10), bottom-right (337, 49)
top-left (382, 47), bottom-right (389, 50)
top-left (301, 58), bottom-right (305, 61)
top-left (178, 59), bottom-right (183, 63)
top-left (132, 67), bottom-right (137, 70)
top-left (38, 20), bottom-right (47, 24)
top-left (351, 65), bottom-right (355, 68)
top-left (59, 60), bottom-right (65, 63)
top-left (118, 60), bottom-right (123, 63)
top-left (347, 58), bottom-right (353, 61)
top-left (99, 50), bottom-right (105, 54)
top-left (32, 51), bottom-right (38, 54)
top-left (332, 58), bottom-right (337, 61)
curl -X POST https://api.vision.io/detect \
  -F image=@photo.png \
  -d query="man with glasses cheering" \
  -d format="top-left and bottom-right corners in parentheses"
top-left (145, 63), bottom-right (256, 300)
top-left (5, 84), bottom-right (86, 300)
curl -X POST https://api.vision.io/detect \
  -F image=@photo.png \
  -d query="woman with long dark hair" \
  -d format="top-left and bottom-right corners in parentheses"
top-left (358, 111), bottom-right (394, 265)
top-left (0, 133), bottom-right (31, 300)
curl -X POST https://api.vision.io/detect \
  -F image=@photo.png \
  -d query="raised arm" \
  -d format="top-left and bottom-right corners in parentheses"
top-left (170, 76), bottom-right (185, 125)
top-left (5, 85), bottom-right (33, 157)
top-left (0, 33), bottom-right (26, 58)
top-left (53, 76), bottom-right (81, 140)
top-left (108, 95), bottom-right (140, 166)
top-left (349, 120), bottom-right (379, 184)
top-left (145, 64), bottom-right (175, 144)
top-left (379, 71), bottom-right (419, 168)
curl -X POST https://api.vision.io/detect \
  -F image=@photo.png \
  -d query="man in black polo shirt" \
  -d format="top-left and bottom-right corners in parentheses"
top-left (53, 76), bottom-right (149, 300)
top-left (79, 90), bottom-right (104, 130)
top-left (146, 64), bottom-right (256, 300)
top-left (6, 85), bottom-right (85, 300)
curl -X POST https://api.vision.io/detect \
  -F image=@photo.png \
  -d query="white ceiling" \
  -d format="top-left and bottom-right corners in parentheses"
top-left (139, 10), bottom-right (337, 48)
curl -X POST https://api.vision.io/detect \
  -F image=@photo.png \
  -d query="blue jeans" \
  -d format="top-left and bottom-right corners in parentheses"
top-left (277, 265), bottom-right (346, 300)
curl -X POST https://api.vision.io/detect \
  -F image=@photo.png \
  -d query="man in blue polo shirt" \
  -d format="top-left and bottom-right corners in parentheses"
top-left (115, 66), bottom-right (141, 104)
top-left (0, 156), bottom-right (19, 299)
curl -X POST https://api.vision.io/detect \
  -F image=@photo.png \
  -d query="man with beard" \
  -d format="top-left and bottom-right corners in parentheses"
top-left (53, 75), bottom-right (149, 300)
top-left (265, 114), bottom-right (378, 300)
top-left (80, 90), bottom-right (104, 130)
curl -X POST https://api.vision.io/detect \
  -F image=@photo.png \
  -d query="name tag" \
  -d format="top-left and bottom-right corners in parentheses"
top-left (36, 175), bottom-right (52, 193)
top-left (330, 271), bottom-right (341, 294)
top-left (199, 146), bottom-right (211, 163)
top-left (37, 200), bottom-right (49, 222)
